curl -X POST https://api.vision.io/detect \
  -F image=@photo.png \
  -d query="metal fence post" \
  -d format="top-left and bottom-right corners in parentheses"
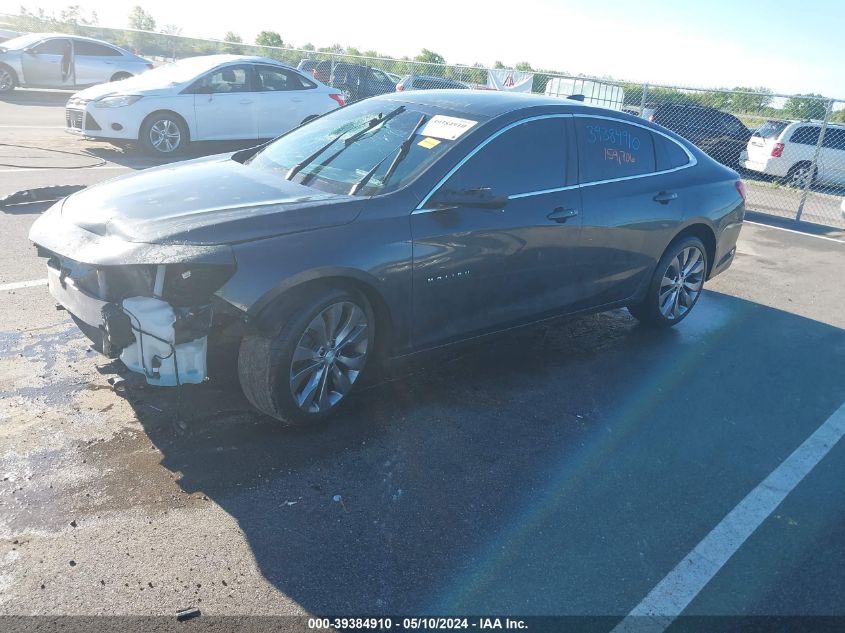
top-left (639, 83), bottom-right (649, 116)
top-left (796, 98), bottom-right (833, 222)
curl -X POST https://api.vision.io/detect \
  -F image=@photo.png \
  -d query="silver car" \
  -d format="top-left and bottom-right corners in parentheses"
top-left (0, 32), bottom-right (152, 93)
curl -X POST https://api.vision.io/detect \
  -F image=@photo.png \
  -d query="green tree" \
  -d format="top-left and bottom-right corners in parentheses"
top-left (127, 5), bottom-right (155, 30)
top-left (223, 31), bottom-right (244, 54)
top-left (493, 60), bottom-right (506, 69)
top-left (127, 6), bottom-right (156, 54)
top-left (729, 87), bottom-right (773, 113)
top-left (783, 94), bottom-right (828, 120)
top-left (415, 48), bottom-right (445, 65)
top-left (59, 5), bottom-right (98, 27)
top-left (515, 61), bottom-right (533, 72)
top-left (160, 24), bottom-right (182, 60)
top-left (256, 30), bottom-right (283, 48)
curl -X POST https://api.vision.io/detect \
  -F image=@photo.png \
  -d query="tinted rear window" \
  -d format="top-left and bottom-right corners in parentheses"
top-left (755, 121), bottom-right (788, 139)
top-left (575, 118), bottom-right (656, 182)
top-left (790, 126), bottom-right (821, 145)
top-left (654, 134), bottom-right (690, 170)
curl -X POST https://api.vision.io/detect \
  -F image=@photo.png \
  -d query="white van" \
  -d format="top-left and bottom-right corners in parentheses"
top-left (741, 120), bottom-right (845, 188)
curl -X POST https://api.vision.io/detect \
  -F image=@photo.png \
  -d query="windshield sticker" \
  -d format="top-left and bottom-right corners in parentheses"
top-left (417, 137), bottom-right (441, 149)
top-left (420, 115), bottom-right (478, 140)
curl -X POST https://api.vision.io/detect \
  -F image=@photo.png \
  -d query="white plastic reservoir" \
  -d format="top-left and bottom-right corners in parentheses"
top-left (119, 296), bottom-right (207, 386)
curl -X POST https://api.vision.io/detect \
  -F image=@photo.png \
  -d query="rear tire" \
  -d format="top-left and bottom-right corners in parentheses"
top-left (784, 161), bottom-right (816, 189)
top-left (110, 72), bottom-right (133, 82)
top-left (628, 236), bottom-right (708, 328)
top-left (138, 112), bottom-right (188, 156)
top-left (238, 285), bottom-right (375, 426)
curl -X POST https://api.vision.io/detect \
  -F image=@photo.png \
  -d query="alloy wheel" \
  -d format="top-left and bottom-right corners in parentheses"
top-left (790, 166), bottom-right (813, 189)
top-left (149, 119), bottom-right (182, 153)
top-left (289, 301), bottom-right (369, 413)
top-left (658, 246), bottom-right (705, 320)
top-left (0, 68), bottom-right (13, 92)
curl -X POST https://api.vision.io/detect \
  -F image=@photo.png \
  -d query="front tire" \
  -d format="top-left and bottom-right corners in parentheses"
top-left (628, 236), bottom-right (708, 327)
top-left (238, 285), bottom-right (375, 426)
top-left (110, 71), bottom-right (133, 82)
top-left (138, 112), bottom-right (188, 156)
top-left (0, 64), bottom-right (17, 93)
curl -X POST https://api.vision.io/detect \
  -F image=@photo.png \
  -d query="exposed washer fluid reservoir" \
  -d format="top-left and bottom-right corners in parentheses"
top-left (119, 296), bottom-right (207, 386)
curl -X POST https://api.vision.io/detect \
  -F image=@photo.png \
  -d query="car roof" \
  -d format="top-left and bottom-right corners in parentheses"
top-left (180, 54), bottom-right (298, 71)
top-left (28, 32), bottom-right (124, 45)
top-left (378, 89), bottom-right (613, 117)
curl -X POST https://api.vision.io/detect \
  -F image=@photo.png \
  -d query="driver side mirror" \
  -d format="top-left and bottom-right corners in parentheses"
top-left (430, 187), bottom-right (508, 210)
top-left (23, 47), bottom-right (36, 55)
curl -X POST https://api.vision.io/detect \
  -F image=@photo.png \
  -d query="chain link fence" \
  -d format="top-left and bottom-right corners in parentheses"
top-left (2, 13), bottom-right (843, 228)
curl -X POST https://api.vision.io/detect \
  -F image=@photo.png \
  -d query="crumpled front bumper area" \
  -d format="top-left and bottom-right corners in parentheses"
top-left (46, 256), bottom-right (215, 387)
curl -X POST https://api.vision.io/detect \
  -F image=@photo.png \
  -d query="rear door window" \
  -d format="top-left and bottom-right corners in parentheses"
top-left (790, 126), bottom-right (821, 146)
top-left (255, 65), bottom-right (315, 91)
top-left (575, 117), bottom-right (656, 182)
top-left (73, 40), bottom-right (122, 56)
top-left (822, 128), bottom-right (845, 151)
top-left (441, 117), bottom-right (567, 196)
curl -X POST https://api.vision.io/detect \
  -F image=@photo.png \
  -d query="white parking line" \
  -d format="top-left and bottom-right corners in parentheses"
top-left (745, 221), bottom-right (845, 245)
top-left (0, 165), bottom-right (128, 173)
top-left (613, 399), bottom-right (845, 633)
top-left (0, 278), bottom-right (47, 292)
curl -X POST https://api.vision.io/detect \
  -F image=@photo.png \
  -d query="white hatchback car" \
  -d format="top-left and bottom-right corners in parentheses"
top-left (65, 55), bottom-right (345, 156)
top-left (741, 119), bottom-right (845, 188)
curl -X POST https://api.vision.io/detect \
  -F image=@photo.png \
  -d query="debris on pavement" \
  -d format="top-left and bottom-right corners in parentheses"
top-left (176, 607), bottom-right (201, 622)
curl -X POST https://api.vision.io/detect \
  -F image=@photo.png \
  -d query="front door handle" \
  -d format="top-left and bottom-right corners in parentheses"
top-left (239, 99), bottom-right (254, 105)
top-left (653, 191), bottom-right (678, 204)
top-left (547, 207), bottom-right (579, 223)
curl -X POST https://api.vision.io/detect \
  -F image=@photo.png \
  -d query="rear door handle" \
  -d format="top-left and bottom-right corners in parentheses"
top-left (547, 207), bottom-right (579, 223)
top-left (239, 99), bottom-right (254, 105)
top-left (653, 191), bottom-right (678, 204)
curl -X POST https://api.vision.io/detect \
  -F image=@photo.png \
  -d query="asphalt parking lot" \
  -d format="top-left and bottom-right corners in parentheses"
top-left (2, 90), bottom-right (845, 628)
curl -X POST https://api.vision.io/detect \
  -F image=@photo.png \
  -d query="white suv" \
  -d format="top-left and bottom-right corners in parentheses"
top-left (741, 120), bottom-right (845, 188)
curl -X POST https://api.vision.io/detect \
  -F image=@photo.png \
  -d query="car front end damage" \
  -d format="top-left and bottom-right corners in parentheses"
top-left (29, 201), bottom-right (239, 386)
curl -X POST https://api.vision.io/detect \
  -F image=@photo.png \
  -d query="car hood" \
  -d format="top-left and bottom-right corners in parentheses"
top-left (56, 154), bottom-right (361, 246)
top-left (71, 75), bottom-right (180, 100)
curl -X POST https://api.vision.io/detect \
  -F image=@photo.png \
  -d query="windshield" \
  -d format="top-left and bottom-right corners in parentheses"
top-left (0, 33), bottom-right (45, 50)
top-left (755, 120), bottom-right (788, 139)
top-left (248, 99), bottom-right (469, 196)
top-left (132, 57), bottom-right (224, 86)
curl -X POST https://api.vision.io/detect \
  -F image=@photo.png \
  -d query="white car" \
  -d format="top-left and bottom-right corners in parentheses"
top-left (65, 55), bottom-right (345, 156)
top-left (741, 119), bottom-right (845, 188)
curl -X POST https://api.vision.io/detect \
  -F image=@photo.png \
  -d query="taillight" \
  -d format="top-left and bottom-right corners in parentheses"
top-left (328, 93), bottom-right (344, 107)
top-left (396, 83), bottom-right (404, 91)
top-left (771, 142), bottom-right (784, 157)
top-left (735, 180), bottom-right (747, 203)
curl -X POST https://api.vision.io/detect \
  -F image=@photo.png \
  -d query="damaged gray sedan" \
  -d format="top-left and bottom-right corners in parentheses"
top-left (29, 91), bottom-right (745, 426)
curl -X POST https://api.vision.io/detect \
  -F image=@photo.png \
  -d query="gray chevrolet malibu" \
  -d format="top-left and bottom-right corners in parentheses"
top-left (29, 91), bottom-right (745, 426)
top-left (0, 32), bottom-right (151, 92)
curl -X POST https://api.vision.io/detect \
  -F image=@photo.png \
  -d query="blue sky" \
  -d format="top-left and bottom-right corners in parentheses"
top-left (14, 0), bottom-right (844, 97)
